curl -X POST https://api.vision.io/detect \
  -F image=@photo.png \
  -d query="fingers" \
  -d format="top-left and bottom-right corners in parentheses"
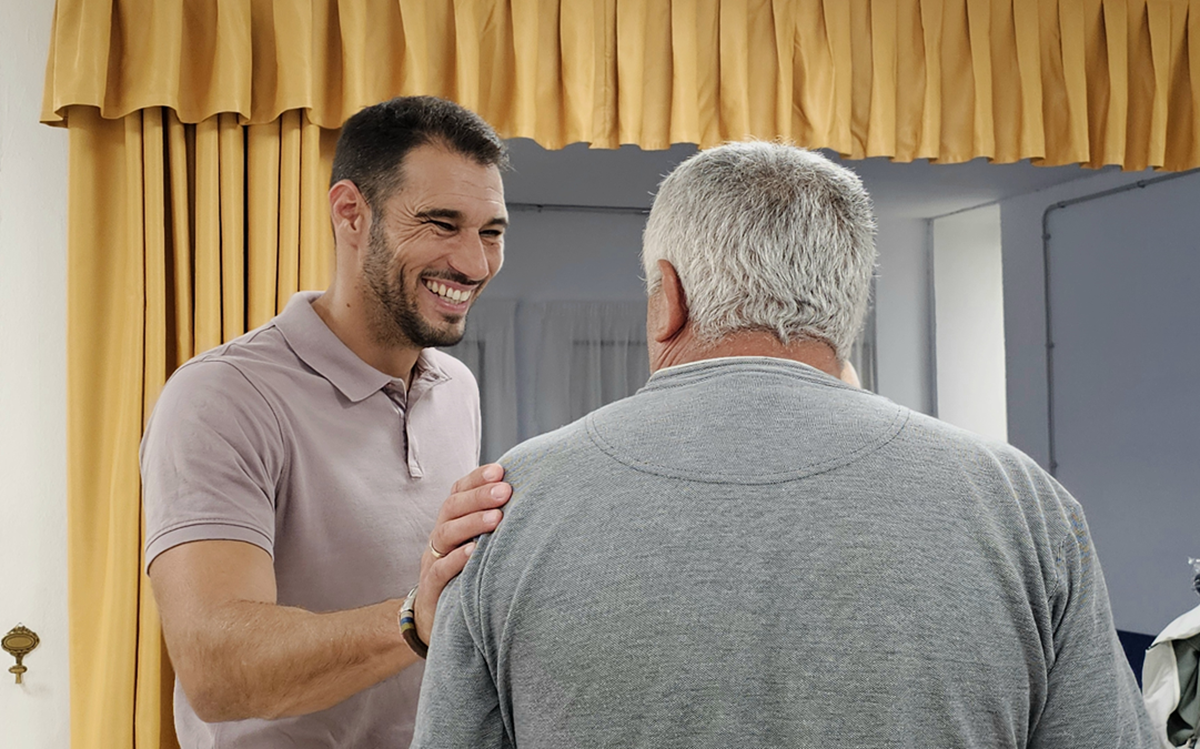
top-left (415, 541), bottom-right (476, 644)
top-left (449, 462), bottom-right (505, 496)
top-left (438, 465), bottom-right (511, 526)
top-left (413, 463), bottom-right (512, 645)
top-left (429, 508), bottom-right (502, 561)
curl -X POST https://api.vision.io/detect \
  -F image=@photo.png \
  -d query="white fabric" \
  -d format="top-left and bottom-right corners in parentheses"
top-left (1144, 604), bottom-right (1200, 749)
top-left (519, 301), bottom-right (649, 440)
top-left (441, 299), bottom-right (519, 462)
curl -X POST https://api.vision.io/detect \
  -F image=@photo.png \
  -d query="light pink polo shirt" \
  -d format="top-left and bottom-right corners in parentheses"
top-left (141, 291), bottom-right (481, 747)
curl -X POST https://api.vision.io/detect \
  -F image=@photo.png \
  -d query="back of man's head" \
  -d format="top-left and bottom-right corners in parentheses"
top-left (641, 142), bottom-right (876, 360)
top-left (330, 96), bottom-right (508, 212)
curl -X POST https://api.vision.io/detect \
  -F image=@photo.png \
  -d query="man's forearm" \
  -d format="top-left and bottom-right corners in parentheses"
top-left (150, 465), bottom-right (511, 724)
top-left (169, 597), bottom-right (420, 722)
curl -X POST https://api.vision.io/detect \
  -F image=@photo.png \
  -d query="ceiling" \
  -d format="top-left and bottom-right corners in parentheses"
top-left (502, 138), bottom-right (1123, 219)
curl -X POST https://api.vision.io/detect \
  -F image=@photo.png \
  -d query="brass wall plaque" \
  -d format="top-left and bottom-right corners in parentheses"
top-left (3, 625), bottom-right (39, 684)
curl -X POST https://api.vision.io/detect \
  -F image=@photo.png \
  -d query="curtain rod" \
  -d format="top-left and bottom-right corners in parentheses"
top-left (506, 202), bottom-right (650, 216)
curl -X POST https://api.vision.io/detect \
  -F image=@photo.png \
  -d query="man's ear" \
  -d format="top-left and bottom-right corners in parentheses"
top-left (652, 259), bottom-right (689, 343)
top-left (329, 179), bottom-right (371, 250)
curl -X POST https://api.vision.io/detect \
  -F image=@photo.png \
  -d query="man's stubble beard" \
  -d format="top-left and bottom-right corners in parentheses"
top-left (362, 222), bottom-right (470, 350)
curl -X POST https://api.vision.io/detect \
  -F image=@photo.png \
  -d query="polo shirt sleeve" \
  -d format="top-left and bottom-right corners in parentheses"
top-left (141, 359), bottom-right (285, 572)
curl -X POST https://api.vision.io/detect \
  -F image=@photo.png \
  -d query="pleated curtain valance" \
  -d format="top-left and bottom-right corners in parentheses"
top-left (41, 0), bottom-right (1200, 171)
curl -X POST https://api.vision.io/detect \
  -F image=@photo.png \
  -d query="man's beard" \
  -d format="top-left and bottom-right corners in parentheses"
top-left (362, 224), bottom-right (471, 349)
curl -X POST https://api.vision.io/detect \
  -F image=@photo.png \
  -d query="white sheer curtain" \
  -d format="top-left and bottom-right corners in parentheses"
top-left (848, 288), bottom-right (877, 393)
top-left (445, 300), bottom-right (648, 461)
top-left (518, 301), bottom-right (650, 441)
top-left (439, 298), bottom-right (519, 463)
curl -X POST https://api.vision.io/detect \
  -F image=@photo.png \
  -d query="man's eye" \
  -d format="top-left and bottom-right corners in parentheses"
top-left (428, 220), bottom-right (456, 231)
top-left (481, 229), bottom-right (504, 238)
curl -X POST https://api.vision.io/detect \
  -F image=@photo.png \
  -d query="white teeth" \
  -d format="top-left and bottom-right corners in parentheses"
top-left (425, 279), bottom-right (469, 303)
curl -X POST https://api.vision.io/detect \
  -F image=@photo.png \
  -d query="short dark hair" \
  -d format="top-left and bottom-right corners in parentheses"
top-left (330, 96), bottom-right (508, 211)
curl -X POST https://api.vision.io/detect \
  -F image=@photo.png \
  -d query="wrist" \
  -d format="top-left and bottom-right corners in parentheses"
top-left (398, 586), bottom-right (428, 659)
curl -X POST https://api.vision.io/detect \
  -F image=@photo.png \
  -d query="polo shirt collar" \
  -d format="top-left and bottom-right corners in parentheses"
top-left (275, 291), bottom-right (452, 403)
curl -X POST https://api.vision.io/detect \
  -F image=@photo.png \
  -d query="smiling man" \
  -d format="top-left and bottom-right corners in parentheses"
top-left (140, 97), bottom-right (513, 747)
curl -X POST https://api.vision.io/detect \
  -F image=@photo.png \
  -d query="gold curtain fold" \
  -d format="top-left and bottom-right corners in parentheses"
top-left (67, 106), bottom-right (335, 749)
top-left (43, 0), bottom-right (1200, 170)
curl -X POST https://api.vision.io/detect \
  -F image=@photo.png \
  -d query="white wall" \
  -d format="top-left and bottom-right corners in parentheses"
top-left (933, 205), bottom-right (1007, 442)
top-left (0, 0), bottom-right (70, 746)
top-left (874, 216), bottom-right (934, 415)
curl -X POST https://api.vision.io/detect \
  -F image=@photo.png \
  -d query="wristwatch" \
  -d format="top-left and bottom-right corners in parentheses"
top-left (399, 586), bottom-right (429, 659)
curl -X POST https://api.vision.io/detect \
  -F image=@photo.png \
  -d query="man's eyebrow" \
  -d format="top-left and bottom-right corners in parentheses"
top-left (414, 209), bottom-right (507, 228)
top-left (415, 208), bottom-right (463, 221)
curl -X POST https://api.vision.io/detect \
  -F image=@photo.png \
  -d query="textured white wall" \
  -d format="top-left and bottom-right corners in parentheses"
top-left (874, 216), bottom-right (934, 415)
top-left (0, 0), bottom-right (70, 745)
top-left (933, 205), bottom-right (1007, 442)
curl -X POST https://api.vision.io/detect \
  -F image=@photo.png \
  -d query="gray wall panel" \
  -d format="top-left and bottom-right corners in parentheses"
top-left (1044, 173), bottom-right (1200, 634)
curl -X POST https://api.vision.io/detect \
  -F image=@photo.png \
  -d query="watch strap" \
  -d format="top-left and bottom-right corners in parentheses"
top-left (399, 586), bottom-right (429, 659)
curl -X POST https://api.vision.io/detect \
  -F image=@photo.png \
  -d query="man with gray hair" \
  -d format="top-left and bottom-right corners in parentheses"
top-left (411, 142), bottom-right (1154, 748)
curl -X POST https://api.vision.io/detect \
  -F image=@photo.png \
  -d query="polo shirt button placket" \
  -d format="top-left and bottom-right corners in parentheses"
top-left (404, 392), bottom-right (423, 479)
top-left (407, 439), bottom-right (423, 478)
top-left (405, 378), bottom-right (437, 480)
top-left (383, 382), bottom-right (422, 478)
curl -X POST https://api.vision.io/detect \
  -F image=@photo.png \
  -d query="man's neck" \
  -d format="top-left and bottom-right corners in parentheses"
top-left (651, 329), bottom-right (840, 378)
top-left (310, 289), bottom-right (422, 387)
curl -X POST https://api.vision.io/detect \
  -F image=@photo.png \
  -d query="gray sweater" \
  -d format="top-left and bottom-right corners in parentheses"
top-left (412, 358), bottom-right (1154, 748)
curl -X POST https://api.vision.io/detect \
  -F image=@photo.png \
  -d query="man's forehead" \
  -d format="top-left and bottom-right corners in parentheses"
top-left (386, 147), bottom-right (506, 218)
top-left (399, 144), bottom-right (503, 186)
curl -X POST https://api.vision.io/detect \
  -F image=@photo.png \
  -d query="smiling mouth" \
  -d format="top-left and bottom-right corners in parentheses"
top-left (422, 278), bottom-right (474, 304)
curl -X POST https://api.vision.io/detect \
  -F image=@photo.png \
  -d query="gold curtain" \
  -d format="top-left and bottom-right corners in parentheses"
top-left (43, 0), bottom-right (1200, 170)
top-left (66, 105), bottom-right (336, 748)
top-left (43, 1), bottom-right (1200, 747)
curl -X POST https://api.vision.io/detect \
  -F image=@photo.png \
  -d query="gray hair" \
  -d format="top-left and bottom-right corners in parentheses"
top-left (641, 142), bottom-right (877, 360)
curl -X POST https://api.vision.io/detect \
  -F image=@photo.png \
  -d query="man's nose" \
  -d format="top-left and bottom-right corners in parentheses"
top-left (447, 233), bottom-right (494, 281)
